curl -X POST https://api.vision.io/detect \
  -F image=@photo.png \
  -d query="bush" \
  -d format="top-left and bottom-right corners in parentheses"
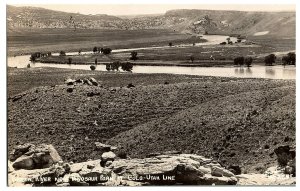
top-left (169, 42), bottom-right (173, 47)
top-left (130, 51), bottom-right (138, 61)
top-left (59, 51), bottom-right (66, 56)
top-left (29, 54), bottom-right (36, 62)
top-left (68, 57), bottom-right (72, 64)
top-left (27, 64), bottom-right (30, 68)
top-left (190, 55), bottom-right (195, 63)
top-left (121, 62), bottom-right (133, 72)
top-left (93, 46), bottom-right (98, 53)
top-left (90, 65), bottom-right (96, 71)
top-left (220, 42), bottom-right (226, 45)
top-left (102, 48), bottom-right (112, 55)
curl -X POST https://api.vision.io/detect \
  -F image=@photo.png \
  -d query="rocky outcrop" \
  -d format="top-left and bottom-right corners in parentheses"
top-left (9, 144), bottom-right (62, 170)
top-left (8, 144), bottom-right (239, 186)
top-left (65, 78), bottom-right (99, 86)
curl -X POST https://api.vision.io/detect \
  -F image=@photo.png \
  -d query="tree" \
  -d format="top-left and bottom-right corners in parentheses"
top-left (245, 57), bottom-right (253, 67)
top-left (287, 52), bottom-right (296, 65)
top-left (59, 51), bottom-right (66, 56)
top-left (102, 48), bottom-right (112, 55)
top-left (169, 42), bottom-right (173, 47)
top-left (264, 54), bottom-right (276, 66)
top-left (282, 52), bottom-right (296, 66)
top-left (192, 42), bottom-right (195, 46)
top-left (226, 37), bottom-right (231, 44)
top-left (130, 51), bottom-right (138, 61)
top-left (234, 56), bottom-right (244, 66)
top-left (78, 49), bottom-right (82, 55)
top-left (112, 61), bottom-right (120, 71)
top-left (68, 57), bottom-right (72, 64)
top-left (29, 54), bottom-right (36, 62)
top-left (93, 47), bottom-right (98, 54)
top-left (190, 55), bottom-right (195, 63)
top-left (282, 56), bottom-right (289, 67)
top-left (90, 65), bottom-right (96, 71)
top-left (95, 58), bottom-right (98, 65)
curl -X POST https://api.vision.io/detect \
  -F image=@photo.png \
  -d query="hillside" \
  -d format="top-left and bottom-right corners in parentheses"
top-left (8, 68), bottom-right (295, 173)
top-left (7, 5), bottom-right (295, 37)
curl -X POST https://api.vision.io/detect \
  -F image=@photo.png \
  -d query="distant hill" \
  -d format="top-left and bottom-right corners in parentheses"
top-left (7, 5), bottom-right (295, 37)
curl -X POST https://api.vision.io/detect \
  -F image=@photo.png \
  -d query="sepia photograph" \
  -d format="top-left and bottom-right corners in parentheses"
top-left (6, 1), bottom-right (296, 187)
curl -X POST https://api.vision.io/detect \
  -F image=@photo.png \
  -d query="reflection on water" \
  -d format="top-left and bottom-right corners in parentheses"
top-left (265, 68), bottom-right (275, 76)
top-left (7, 55), bottom-right (295, 80)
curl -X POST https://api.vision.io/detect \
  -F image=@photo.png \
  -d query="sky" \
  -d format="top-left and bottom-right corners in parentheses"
top-left (12, 4), bottom-right (296, 16)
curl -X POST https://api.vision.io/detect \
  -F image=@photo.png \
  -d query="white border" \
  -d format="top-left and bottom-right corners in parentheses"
top-left (1, 0), bottom-right (298, 191)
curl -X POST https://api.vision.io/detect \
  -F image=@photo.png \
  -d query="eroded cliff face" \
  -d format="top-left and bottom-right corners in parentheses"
top-left (7, 6), bottom-right (295, 37)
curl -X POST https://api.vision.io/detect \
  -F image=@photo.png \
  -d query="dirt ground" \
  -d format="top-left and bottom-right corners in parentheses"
top-left (7, 67), bottom-right (295, 173)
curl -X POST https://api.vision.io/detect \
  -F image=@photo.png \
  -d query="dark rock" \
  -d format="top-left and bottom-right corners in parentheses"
top-left (65, 79), bottom-right (75, 85)
top-left (228, 165), bottom-right (241, 175)
top-left (9, 143), bottom-right (34, 161)
top-left (127, 83), bottom-right (135, 88)
top-left (12, 155), bottom-right (34, 170)
top-left (89, 77), bottom-right (98, 86)
top-left (274, 145), bottom-right (295, 166)
top-left (66, 87), bottom-right (73, 93)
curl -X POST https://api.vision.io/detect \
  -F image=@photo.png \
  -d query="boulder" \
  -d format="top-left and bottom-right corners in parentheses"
top-left (65, 79), bottom-right (75, 86)
top-left (9, 143), bottom-right (34, 161)
top-left (228, 165), bottom-right (242, 175)
top-left (69, 173), bottom-right (89, 186)
top-left (95, 142), bottom-right (112, 152)
top-left (199, 174), bottom-right (238, 185)
top-left (12, 155), bottom-right (34, 170)
top-left (89, 77), bottom-right (98, 86)
top-left (83, 79), bottom-right (93, 86)
top-left (66, 87), bottom-right (73, 93)
top-left (101, 152), bottom-right (116, 163)
top-left (211, 166), bottom-right (234, 177)
top-left (11, 144), bottom-right (62, 170)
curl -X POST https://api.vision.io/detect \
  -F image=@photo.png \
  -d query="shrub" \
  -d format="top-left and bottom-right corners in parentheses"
top-left (90, 65), bottom-right (96, 71)
top-left (93, 46), bottom-right (98, 53)
top-left (169, 42), bottom-right (173, 47)
top-left (220, 42), bottom-right (226, 45)
top-left (190, 55), bottom-right (195, 63)
top-left (130, 51), bottom-right (138, 61)
top-left (68, 57), bottom-right (72, 64)
top-left (102, 48), bottom-right (112, 55)
top-left (27, 64), bottom-right (30, 68)
top-left (121, 62), bottom-right (133, 72)
top-left (59, 51), bottom-right (66, 56)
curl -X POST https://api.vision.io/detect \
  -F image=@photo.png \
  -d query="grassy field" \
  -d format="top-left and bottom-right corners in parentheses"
top-left (7, 28), bottom-right (206, 56)
top-left (37, 40), bottom-right (294, 67)
top-left (8, 67), bottom-right (295, 173)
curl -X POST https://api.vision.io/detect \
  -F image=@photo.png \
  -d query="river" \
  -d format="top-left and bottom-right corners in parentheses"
top-left (7, 35), bottom-right (295, 80)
